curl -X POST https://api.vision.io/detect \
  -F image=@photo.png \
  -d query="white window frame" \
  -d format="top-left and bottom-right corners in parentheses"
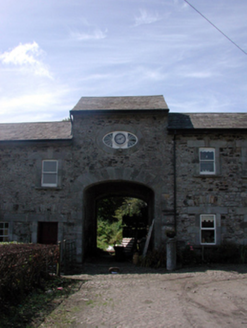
top-left (199, 148), bottom-right (215, 175)
top-left (200, 214), bottom-right (216, 245)
top-left (41, 160), bottom-right (58, 187)
top-left (0, 222), bottom-right (9, 242)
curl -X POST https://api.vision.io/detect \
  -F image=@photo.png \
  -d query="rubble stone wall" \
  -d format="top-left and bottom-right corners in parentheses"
top-left (1, 114), bottom-right (247, 260)
top-left (0, 111), bottom-right (175, 260)
top-left (175, 133), bottom-right (247, 246)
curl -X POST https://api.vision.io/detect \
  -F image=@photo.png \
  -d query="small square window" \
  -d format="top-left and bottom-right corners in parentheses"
top-left (0, 222), bottom-right (9, 242)
top-left (200, 214), bottom-right (216, 245)
top-left (42, 160), bottom-right (58, 187)
top-left (199, 148), bottom-right (215, 174)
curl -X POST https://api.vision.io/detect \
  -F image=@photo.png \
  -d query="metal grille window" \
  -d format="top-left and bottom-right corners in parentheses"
top-left (42, 160), bottom-right (58, 187)
top-left (200, 214), bottom-right (216, 245)
top-left (199, 148), bottom-right (215, 174)
top-left (0, 222), bottom-right (9, 242)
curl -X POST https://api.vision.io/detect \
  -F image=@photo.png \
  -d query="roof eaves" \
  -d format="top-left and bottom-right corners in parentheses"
top-left (70, 108), bottom-right (169, 114)
top-left (167, 127), bottom-right (247, 133)
top-left (0, 137), bottom-right (73, 143)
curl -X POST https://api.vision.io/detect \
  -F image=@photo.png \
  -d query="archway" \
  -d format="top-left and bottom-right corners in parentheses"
top-left (83, 181), bottom-right (154, 259)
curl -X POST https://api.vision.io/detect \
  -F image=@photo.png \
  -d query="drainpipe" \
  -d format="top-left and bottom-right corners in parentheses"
top-left (173, 130), bottom-right (177, 233)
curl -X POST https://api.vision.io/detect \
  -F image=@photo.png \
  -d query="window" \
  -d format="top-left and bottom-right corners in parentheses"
top-left (200, 214), bottom-right (216, 245)
top-left (199, 148), bottom-right (215, 174)
top-left (0, 222), bottom-right (9, 242)
top-left (42, 160), bottom-right (58, 187)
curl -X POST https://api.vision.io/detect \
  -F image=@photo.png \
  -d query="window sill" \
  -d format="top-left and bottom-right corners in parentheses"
top-left (35, 186), bottom-right (62, 191)
top-left (193, 174), bottom-right (222, 178)
top-left (200, 243), bottom-right (216, 246)
top-left (193, 245), bottom-right (218, 249)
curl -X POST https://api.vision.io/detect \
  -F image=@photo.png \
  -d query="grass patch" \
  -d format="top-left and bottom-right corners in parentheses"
top-left (0, 276), bottom-right (83, 328)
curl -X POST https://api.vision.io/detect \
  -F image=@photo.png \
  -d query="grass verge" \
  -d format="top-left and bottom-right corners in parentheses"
top-left (0, 275), bottom-right (83, 328)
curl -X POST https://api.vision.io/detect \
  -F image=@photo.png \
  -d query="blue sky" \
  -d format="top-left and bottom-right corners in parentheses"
top-left (0, 0), bottom-right (246, 122)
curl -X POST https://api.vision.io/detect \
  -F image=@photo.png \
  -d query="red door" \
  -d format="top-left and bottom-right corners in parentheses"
top-left (38, 222), bottom-right (58, 244)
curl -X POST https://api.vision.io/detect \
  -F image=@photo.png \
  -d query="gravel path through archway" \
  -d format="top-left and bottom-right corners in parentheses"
top-left (40, 263), bottom-right (247, 328)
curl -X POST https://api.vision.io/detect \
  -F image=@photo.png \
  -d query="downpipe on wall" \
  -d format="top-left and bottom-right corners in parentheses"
top-left (173, 131), bottom-right (177, 233)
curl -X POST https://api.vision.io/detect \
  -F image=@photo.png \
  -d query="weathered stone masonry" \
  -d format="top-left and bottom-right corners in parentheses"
top-left (174, 132), bottom-right (247, 246)
top-left (0, 96), bottom-right (247, 261)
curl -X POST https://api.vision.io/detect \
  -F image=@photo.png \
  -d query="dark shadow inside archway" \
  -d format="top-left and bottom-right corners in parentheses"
top-left (83, 181), bottom-right (154, 261)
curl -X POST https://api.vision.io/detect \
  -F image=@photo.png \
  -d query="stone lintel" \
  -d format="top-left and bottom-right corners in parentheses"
top-left (187, 207), bottom-right (228, 214)
top-left (236, 208), bottom-right (247, 215)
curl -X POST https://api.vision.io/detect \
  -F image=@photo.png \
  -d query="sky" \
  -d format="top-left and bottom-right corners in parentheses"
top-left (0, 0), bottom-right (247, 123)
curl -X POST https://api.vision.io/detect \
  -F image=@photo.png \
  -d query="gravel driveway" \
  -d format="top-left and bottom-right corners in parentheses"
top-left (40, 261), bottom-right (247, 328)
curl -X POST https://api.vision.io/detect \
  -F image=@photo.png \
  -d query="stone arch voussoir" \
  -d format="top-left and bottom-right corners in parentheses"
top-left (76, 167), bottom-right (161, 192)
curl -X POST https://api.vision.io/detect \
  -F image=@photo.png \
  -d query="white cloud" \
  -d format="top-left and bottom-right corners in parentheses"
top-left (70, 28), bottom-right (107, 41)
top-left (169, 97), bottom-right (227, 113)
top-left (135, 66), bottom-right (167, 81)
top-left (0, 87), bottom-right (71, 123)
top-left (134, 9), bottom-right (161, 26)
top-left (178, 70), bottom-right (214, 79)
top-left (0, 93), bottom-right (57, 111)
top-left (0, 42), bottom-right (52, 79)
top-left (79, 73), bottom-right (112, 81)
top-left (173, 0), bottom-right (188, 10)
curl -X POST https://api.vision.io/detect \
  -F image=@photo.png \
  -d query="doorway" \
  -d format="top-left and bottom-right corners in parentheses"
top-left (83, 181), bottom-right (154, 259)
top-left (38, 222), bottom-right (58, 244)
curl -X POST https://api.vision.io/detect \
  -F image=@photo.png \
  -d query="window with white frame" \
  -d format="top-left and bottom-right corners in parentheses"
top-left (199, 148), bottom-right (215, 174)
top-left (41, 160), bottom-right (58, 187)
top-left (200, 214), bottom-right (216, 245)
top-left (0, 222), bottom-right (9, 242)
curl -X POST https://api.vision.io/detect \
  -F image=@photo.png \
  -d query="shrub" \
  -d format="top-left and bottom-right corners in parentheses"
top-left (0, 243), bottom-right (59, 312)
top-left (178, 241), bottom-right (247, 266)
top-left (97, 218), bottom-right (123, 250)
top-left (240, 244), bottom-right (247, 264)
top-left (204, 241), bottom-right (246, 264)
top-left (139, 246), bottom-right (166, 268)
top-left (178, 243), bottom-right (201, 265)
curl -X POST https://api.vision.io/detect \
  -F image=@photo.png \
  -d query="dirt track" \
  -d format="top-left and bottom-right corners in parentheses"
top-left (40, 261), bottom-right (247, 328)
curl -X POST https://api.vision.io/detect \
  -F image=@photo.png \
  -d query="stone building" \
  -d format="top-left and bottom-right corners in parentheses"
top-left (0, 95), bottom-right (247, 261)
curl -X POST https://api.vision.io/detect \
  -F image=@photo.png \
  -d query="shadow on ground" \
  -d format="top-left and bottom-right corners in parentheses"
top-left (77, 251), bottom-right (247, 276)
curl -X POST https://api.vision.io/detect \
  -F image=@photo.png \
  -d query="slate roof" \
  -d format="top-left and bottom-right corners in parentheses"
top-left (1, 97), bottom-right (247, 142)
top-left (0, 121), bottom-right (72, 141)
top-left (71, 95), bottom-right (168, 111)
top-left (168, 113), bottom-right (247, 130)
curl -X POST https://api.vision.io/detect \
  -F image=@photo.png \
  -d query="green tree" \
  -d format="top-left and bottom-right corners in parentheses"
top-left (115, 198), bottom-right (147, 221)
top-left (96, 197), bottom-right (147, 250)
top-left (96, 197), bottom-right (124, 223)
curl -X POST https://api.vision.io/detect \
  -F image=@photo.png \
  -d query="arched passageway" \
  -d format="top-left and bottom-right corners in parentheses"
top-left (83, 181), bottom-right (154, 259)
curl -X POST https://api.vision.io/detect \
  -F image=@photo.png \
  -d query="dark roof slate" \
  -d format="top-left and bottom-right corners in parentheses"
top-left (71, 95), bottom-right (168, 111)
top-left (1, 103), bottom-right (247, 142)
top-left (168, 113), bottom-right (247, 130)
top-left (0, 121), bottom-right (72, 141)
